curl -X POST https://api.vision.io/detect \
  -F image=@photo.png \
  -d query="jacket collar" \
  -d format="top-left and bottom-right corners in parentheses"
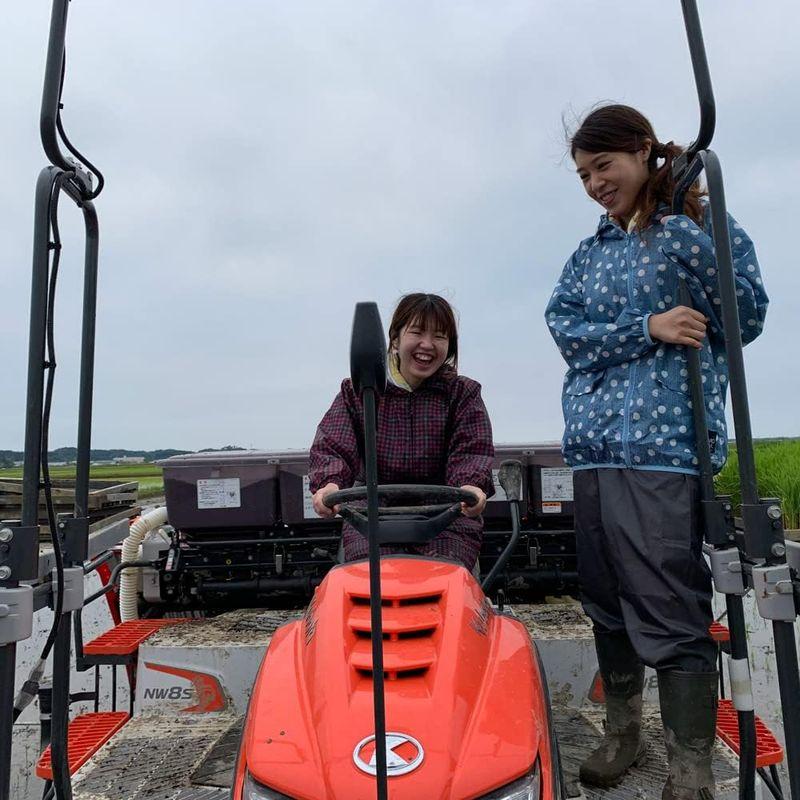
top-left (382, 365), bottom-right (456, 397)
top-left (595, 214), bottom-right (625, 240)
top-left (594, 204), bottom-right (670, 240)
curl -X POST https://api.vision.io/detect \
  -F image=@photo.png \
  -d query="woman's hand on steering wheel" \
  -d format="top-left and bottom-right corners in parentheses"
top-left (312, 483), bottom-right (340, 518)
top-left (460, 485), bottom-right (487, 518)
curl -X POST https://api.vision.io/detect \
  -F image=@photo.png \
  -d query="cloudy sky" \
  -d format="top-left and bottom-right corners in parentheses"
top-left (2, 1), bottom-right (798, 452)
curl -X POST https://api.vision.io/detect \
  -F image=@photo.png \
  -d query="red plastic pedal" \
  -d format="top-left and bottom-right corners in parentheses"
top-left (709, 621), bottom-right (730, 643)
top-left (84, 618), bottom-right (191, 657)
top-left (36, 711), bottom-right (130, 779)
top-left (716, 699), bottom-right (784, 767)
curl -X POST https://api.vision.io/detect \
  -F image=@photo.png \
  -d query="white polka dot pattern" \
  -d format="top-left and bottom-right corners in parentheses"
top-left (544, 206), bottom-right (769, 474)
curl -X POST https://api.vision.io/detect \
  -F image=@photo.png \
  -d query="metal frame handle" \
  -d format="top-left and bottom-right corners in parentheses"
top-left (672, 4), bottom-right (800, 799)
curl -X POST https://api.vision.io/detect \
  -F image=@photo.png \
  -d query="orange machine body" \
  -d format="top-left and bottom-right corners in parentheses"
top-left (233, 557), bottom-right (555, 800)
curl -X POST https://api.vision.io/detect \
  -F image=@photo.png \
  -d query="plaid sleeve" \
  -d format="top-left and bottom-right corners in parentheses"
top-left (445, 378), bottom-right (495, 497)
top-left (308, 380), bottom-right (362, 493)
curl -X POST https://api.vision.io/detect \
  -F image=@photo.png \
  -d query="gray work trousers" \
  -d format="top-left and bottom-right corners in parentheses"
top-left (574, 468), bottom-right (717, 672)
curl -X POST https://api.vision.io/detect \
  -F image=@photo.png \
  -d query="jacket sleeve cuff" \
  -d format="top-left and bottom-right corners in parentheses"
top-left (642, 312), bottom-right (655, 345)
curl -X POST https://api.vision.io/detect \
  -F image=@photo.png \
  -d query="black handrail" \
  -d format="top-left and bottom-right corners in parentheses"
top-left (673, 160), bottom-right (758, 800)
top-left (0, 1), bottom-right (103, 798)
top-left (39, 0), bottom-right (72, 172)
top-left (678, 0), bottom-right (716, 162)
top-left (350, 303), bottom-right (389, 800)
top-left (673, 3), bottom-right (800, 800)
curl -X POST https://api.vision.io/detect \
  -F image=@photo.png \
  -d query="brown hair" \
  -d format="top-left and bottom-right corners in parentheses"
top-left (569, 104), bottom-right (704, 230)
top-left (388, 293), bottom-right (458, 372)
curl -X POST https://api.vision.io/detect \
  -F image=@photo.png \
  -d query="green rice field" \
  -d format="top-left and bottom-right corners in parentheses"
top-left (0, 463), bottom-right (165, 499)
top-left (715, 439), bottom-right (800, 530)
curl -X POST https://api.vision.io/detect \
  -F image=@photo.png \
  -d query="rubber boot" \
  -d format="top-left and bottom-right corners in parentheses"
top-left (579, 630), bottom-right (648, 787)
top-left (657, 670), bottom-right (718, 800)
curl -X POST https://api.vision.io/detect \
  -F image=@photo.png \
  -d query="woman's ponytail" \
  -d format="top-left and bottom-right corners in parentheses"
top-left (639, 139), bottom-right (704, 228)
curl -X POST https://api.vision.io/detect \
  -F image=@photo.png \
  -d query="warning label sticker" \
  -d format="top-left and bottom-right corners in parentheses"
top-left (540, 467), bottom-right (573, 502)
top-left (541, 501), bottom-right (562, 514)
top-left (197, 478), bottom-right (241, 509)
top-left (302, 475), bottom-right (322, 519)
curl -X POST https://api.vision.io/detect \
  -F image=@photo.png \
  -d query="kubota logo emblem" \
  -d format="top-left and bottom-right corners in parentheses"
top-left (353, 733), bottom-right (424, 776)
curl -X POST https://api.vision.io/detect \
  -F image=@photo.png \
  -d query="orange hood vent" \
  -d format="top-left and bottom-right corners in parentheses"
top-left (346, 593), bottom-right (443, 679)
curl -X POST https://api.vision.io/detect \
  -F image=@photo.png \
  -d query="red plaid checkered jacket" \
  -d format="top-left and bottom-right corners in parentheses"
top-left (309, 368), bottom-right (495, 568)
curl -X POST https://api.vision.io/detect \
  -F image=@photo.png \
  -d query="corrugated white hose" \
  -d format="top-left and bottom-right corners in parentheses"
top-left (119, 506), bottom-right (169, 622)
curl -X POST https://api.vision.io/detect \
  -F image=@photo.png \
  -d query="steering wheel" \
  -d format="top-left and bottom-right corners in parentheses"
top-left (323, 484), bottom-right (478, 545)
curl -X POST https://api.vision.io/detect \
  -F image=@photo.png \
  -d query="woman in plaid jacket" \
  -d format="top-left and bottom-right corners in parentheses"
top-left (309, 293), bottom-right (495, 570)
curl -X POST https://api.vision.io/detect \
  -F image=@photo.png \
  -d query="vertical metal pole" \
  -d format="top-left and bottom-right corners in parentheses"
top-left (679, 0), bottom-right (715, 157)
top-left (49, 614), bottom-right (73, 800)
top-left (22, 168), bottom-right (62, 526)
top-left (701, 155), bottom-right (758, 506)
top-left (1, 167), bottom-right (63, 800)
top-left (673, 71), bottom-right (760, 779)
top-left (676, 270), bottom-right (757, 800)
top-left (74, 202), bottom-right (99, 519)
top-left (675, 280), bottom-right (714, 497)
top-left (111, 666), bottom-right (117, 713)
top-left (14, 1), bottom-right (102, 798)
top-left (363, 388), bottom-right (387, 800)
top-left (39, 685), bottom-right (53, 754)
top-left (773, 621), bottom-right (800, 800)
top-left (671, 6), bottom-right (797, 793)
top-left (49, 199), bottom-right (97, 800)
top-left (673, 6), bottom-right (764, 786)
top-left (0, 646), bottom-right (17, 800)
top-left (725, 596), bottom-right (757, 799)
top-left (40, 0), bottom-right (72, 172)
top-left (701, 152), bottom-right (800, 799)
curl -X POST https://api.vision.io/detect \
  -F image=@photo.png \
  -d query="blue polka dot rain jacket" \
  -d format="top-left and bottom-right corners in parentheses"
top-left (545, 206), bottom-right (768, 475)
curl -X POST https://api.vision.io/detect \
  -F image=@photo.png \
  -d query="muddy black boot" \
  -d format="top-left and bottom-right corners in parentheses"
top-left (579, 630), bottom-right (648, 787)
top-left (658, 670), bottom-right (718, 800)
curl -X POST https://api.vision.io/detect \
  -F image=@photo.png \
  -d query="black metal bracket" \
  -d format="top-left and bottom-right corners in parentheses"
top-left (740, 500), bottom-right (787, 565)
top-left (700, 497), bottom-right (735, 548)
top-left (56, 515), bottom-right (90, 566)
top-left (0, 524), bottom-right (40, 583)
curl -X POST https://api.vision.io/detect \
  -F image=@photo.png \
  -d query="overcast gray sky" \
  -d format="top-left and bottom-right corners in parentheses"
top-left (2, 1), bottom-right (798, 452)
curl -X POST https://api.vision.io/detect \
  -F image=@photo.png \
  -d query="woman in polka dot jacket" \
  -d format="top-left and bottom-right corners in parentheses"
top-left (545, 105), bottom-right (768, 799)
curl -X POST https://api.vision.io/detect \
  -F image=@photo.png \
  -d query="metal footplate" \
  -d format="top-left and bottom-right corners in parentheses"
top-left (69, 706), bottom-right (741, 800)
top-left (556, 707), bottom-right (740, 800)
top-left (71, 712), bottom-right (238, 800)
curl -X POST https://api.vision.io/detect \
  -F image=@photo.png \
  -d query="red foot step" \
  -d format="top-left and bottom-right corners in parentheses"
top-left (716, 699), bottom-right (784, 767)
top-left (709, 621), bottom-right (730, 643)
top-left (36, 711), bottom-right (129, 779)
top-left (84, 618), bottom-right (191, 657)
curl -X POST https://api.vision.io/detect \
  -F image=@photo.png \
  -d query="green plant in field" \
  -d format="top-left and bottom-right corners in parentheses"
top-left (0, 463), bottom-right (165, 499)
top-left (715, 439), bottom-right (800, 530)
top-left (137, 478), bottom-right (166, 498)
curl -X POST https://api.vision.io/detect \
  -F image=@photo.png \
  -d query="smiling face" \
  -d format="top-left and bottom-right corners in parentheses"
top-left (393, 317), bottom-right (449, 388)
top-left (574, 145), bottom-right (651, 228)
